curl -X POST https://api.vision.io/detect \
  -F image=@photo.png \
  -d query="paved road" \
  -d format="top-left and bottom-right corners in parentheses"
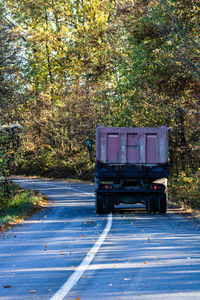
top-left (0, 178), bottom-right (200, 300)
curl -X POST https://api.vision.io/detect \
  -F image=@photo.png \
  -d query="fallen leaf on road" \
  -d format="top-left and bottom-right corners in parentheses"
top-left (144, 261), bottom-right (148, 264)
top-left (155, 258), bottom-right (158, 261)
top-left (82, 234), bottom-right (86, 238)
top-left (29, 290), bottom-right (36, 293)
top-left (84, 221), bottom-right (86, 225)
top-left (75, 298), bottom-right (80, 300)
top-left (4, 285), bottom-right (12, 288)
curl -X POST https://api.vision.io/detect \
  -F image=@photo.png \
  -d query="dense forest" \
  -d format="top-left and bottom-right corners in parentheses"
top-left (0, 0), bottom-right (199, 207)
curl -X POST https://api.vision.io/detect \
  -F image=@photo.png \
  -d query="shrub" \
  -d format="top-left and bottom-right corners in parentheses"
top-left (169, 170), bottom-right (200, 209)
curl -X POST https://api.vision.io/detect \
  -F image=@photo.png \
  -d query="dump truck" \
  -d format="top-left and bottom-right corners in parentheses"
top-left (95, 126), bottom-right (169, 214)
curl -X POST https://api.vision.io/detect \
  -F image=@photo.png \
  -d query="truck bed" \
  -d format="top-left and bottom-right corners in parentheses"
top-left (96, 126), bottom-right (168, 166)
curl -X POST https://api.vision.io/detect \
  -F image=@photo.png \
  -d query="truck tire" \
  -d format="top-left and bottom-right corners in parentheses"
top-left (158, 193), bottom-right (167, 214)
top-left (96, 193), bottom-right (114, 214)
top-left (96, 192), bottom-right (104, 214)
top-left (146, 194), bottom-right (157, 214)
top-left (105, 194), bottom-right (114, 213)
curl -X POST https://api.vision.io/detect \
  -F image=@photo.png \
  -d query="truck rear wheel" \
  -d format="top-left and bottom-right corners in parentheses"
top-left (96, 192), bottom-right (104, 214)
top-left (105, 194), bottom-right (114, 213)
top-left (96, 193), bottom-right (114, 214)
top-left (158, 193), bottom-right (167, 214)
top-left (146, 194), bottom-right (157, 214)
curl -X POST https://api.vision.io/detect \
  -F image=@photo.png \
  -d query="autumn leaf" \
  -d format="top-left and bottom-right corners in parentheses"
top-left (4, 285), bottom-right (12, 288)
top-left (29, 290), bottom-right (36, 293)
top-left (82, 234), bottom-right (86, 238)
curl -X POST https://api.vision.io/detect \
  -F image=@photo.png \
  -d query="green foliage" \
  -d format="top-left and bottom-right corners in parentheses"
top-left (169, 170), bottom-right (200, 209)
top-left (0, 125), bottom-right (22, 204)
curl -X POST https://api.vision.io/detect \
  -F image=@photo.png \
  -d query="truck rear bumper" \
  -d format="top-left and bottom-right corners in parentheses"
top-left (96, 163), bottom-right (169, 179)
top-left (97, 189), bottom-right (165, 193)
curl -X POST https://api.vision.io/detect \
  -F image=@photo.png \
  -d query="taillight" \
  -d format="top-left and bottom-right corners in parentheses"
top-left (150, 184), bottom-right (164, 191)
top-left (100, 184), bottom-right (113, 190)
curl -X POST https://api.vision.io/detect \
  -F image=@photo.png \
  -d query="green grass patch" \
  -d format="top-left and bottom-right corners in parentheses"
top-left (0, 183), bottom-right (46, 232)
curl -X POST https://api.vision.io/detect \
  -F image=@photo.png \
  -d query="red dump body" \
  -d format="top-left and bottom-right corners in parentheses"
top-left (96, 126), bottom-right (168, 165)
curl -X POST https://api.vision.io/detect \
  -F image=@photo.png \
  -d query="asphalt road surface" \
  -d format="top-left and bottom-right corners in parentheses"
top-left (0, 178), bottom-right (200, 300)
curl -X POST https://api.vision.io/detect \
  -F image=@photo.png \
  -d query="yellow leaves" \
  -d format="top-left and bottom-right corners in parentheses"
top-left (4, 285), bottom-right (12, 288)
top-left (29, 290), bottom-right (36, 293)
top-left (167, 41), bottom-right (173, 46)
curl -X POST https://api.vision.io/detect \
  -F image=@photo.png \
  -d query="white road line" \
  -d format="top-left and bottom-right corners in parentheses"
top-left (50, 213), bottom-right (113, 300)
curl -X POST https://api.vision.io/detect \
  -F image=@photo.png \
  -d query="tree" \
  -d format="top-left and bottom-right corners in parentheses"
top-left (0, 2), bottom-right (25, 123)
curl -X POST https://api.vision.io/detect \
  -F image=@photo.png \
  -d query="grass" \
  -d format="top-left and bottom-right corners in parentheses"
top-left (0, 183), bottom-right (47, 232)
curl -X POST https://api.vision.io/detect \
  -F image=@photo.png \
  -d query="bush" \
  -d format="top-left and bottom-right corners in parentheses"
top-left (169, 170), bottom-right (200, 209)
